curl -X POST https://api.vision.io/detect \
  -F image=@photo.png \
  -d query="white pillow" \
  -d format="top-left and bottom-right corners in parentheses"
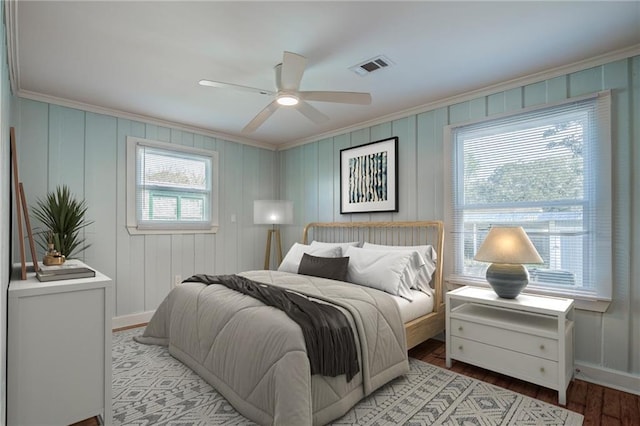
top-left (362, 242), bottom-right (436, 293)
top-left (344, 246), bottom-right (423, 301)
top-left (278, 243), bottom-right (342, 273)
top-left (362, 242), bottom-right (437, 262)
top-left (310, 240), bottom-right (361, 256)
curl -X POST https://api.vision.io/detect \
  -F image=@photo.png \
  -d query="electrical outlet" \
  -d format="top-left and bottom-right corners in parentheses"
top-left (173, 275), bottom-right (182, 289)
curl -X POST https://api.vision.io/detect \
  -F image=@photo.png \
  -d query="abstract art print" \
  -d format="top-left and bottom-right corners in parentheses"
top-left (340, 137), bottom-right (398, 213)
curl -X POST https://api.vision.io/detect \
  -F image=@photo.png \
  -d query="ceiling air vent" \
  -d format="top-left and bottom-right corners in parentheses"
top-left (349, 55), bottom-right (394, 76)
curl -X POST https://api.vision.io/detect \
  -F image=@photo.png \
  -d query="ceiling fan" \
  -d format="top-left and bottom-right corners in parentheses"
top-left (199, 51), bottom-right (372, 133)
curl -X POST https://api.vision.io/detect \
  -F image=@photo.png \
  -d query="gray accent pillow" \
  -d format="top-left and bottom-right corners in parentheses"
top-left (297, 253), bottom-right (349, 282)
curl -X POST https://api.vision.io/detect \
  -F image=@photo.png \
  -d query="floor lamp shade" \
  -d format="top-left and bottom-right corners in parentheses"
top-left (254, 200), bottom-right (293, 270)
top-left (474, 227), bottom-right (543, 299)
top-left (253, 200), bottom-right (293, 225)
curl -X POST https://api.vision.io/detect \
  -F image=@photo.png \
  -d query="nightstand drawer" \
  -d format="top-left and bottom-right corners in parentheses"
top-left (450, 318), bottom-right (558, 361)
top-left (451, 336), bottom-right (558, 388)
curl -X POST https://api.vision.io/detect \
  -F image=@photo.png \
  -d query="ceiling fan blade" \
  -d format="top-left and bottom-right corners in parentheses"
top-left (297, 101), bottom-right (329, 125)
top-left (278, 52), bottom-right (307, 91)
top-left (242, 100), bottom-right (280, 133)
top-left (299, 91), bottom-right (372, 105)
top-left (199, 80), bottom-right (274, 96)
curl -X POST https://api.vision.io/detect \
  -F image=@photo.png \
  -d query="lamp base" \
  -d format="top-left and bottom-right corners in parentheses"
top-left (264, 228), bottom-right (283, 270)
top-left (486, 263), bottom-right (529, 299)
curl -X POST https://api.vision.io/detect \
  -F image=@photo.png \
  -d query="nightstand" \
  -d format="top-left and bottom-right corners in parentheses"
top-left (445, 286), bottom-right (574, 405)
top-left (7, 262), bottom-right (113, 425)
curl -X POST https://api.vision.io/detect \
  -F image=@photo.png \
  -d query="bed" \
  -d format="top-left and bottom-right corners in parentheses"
top-left (136, 220), bottom-right (445, 425)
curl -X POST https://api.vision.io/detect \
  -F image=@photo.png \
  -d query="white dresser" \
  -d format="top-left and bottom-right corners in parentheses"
top-left (7, 263), bottom-right (113, 425)
top-left (445, 286), bottom-right (574, 405)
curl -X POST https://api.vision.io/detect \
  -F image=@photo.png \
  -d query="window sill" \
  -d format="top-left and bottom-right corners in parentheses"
top-left (126, 225), bottom-right (219, 236)
top-left (445, 276), bottom-right (611, 313)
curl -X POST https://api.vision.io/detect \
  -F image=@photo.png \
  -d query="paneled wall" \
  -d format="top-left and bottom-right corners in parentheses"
top-left (14, 99), bottom-right (278, 318)
top-left (279, 56), bottom-right (640, 377)
top-left (278, 114), bottom-right (447, 251)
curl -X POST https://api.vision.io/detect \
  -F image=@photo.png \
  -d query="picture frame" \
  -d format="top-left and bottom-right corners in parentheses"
top-left (340, 136), bottom-right (398, 214)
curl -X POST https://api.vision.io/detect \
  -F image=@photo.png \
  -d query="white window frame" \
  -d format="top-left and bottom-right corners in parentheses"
top-left (444, 91), bottom-right (612, 309)
top-left (126, 136), bottom-right (219, 235)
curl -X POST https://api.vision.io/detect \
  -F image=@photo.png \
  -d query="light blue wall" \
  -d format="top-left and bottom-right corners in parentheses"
top-left (13, 100), bottom-right (278, 318)
top-left (279, 56), bottom-right (640, 377)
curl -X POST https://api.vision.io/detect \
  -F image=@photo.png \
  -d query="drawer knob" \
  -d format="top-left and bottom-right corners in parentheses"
top-left (458, 345), bottom-right (463, 351)
top-left (540, 344), bottom-right (545, 350)
top-left (458, 326), bottom-right (463, 331)
top-left (540, 367), bottom-right (545, 373)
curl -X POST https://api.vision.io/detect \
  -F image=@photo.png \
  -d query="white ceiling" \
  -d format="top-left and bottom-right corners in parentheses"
top-left (10, 1), bottom-right (640, 148)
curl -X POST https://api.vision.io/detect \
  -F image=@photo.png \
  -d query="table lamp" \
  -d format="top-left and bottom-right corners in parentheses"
top-left (254, 200), bottom-right (293, 269)
top-left (474, 226), bottom-right (543, 298)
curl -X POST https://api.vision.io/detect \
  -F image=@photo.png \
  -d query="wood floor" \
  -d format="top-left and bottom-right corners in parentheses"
top-left (73, 337), bottom-right (640, 426)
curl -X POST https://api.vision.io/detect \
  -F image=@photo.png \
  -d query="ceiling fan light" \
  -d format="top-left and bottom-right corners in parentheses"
top-left (276, 94), bottom-right (299, 106)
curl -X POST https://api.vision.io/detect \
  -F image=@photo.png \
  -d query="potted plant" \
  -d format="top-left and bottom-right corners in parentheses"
top-left (32, 185), bottom-right (93, 260)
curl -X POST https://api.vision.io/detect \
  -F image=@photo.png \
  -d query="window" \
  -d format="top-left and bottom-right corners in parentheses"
top-left (446, 91), bottom-right (611, 301)
top-left (126, 137), bottom-right (219, 234)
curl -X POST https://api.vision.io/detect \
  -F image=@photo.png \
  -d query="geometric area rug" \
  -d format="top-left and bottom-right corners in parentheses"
top-left (113, 328), bottom-right (584, 425)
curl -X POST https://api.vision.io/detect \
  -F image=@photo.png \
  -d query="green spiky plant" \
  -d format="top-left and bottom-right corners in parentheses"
top-left (32, 185), bottom-right (93, 259)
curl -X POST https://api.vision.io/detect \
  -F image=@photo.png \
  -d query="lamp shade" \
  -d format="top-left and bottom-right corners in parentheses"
top-left (474, 227), bottom-right (543, 264)
top-left (253, 200), bottom-right (293, 225)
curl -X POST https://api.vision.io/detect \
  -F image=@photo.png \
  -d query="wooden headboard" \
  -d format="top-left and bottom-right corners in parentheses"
top-left (302, 221), bottom-right (445, 349)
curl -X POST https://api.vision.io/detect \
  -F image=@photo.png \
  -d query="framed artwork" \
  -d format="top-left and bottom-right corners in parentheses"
top-left (340, 136), bottom-right (398, 214)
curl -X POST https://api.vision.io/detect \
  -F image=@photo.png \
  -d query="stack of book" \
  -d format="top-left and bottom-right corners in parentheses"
top-left (36, 259), bottom-right (96, 282)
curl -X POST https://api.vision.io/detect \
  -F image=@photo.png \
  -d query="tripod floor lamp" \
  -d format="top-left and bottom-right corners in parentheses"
top-left (254, 200), bottom-right (293, 270)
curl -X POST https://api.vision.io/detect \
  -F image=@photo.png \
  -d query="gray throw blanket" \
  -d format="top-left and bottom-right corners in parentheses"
top-left (184, 274), bottom-right (360, 381)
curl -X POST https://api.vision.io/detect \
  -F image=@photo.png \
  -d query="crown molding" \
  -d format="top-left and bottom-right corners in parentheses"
top-left (278, 44), bottom-right (640, 151)
top-left (15, 89), bottom-right (277, 151)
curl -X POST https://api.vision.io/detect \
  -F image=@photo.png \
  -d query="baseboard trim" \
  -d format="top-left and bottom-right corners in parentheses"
top-left (112, 310), bottom-right (155, 330)
top-left (574, 361), bottom-right (640, 396)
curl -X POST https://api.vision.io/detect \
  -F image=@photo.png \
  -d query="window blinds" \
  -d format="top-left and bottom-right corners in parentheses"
top-left (136, 143), bottom-right (212, 230)
top-left (449, 91), bottom-right (611, 300)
